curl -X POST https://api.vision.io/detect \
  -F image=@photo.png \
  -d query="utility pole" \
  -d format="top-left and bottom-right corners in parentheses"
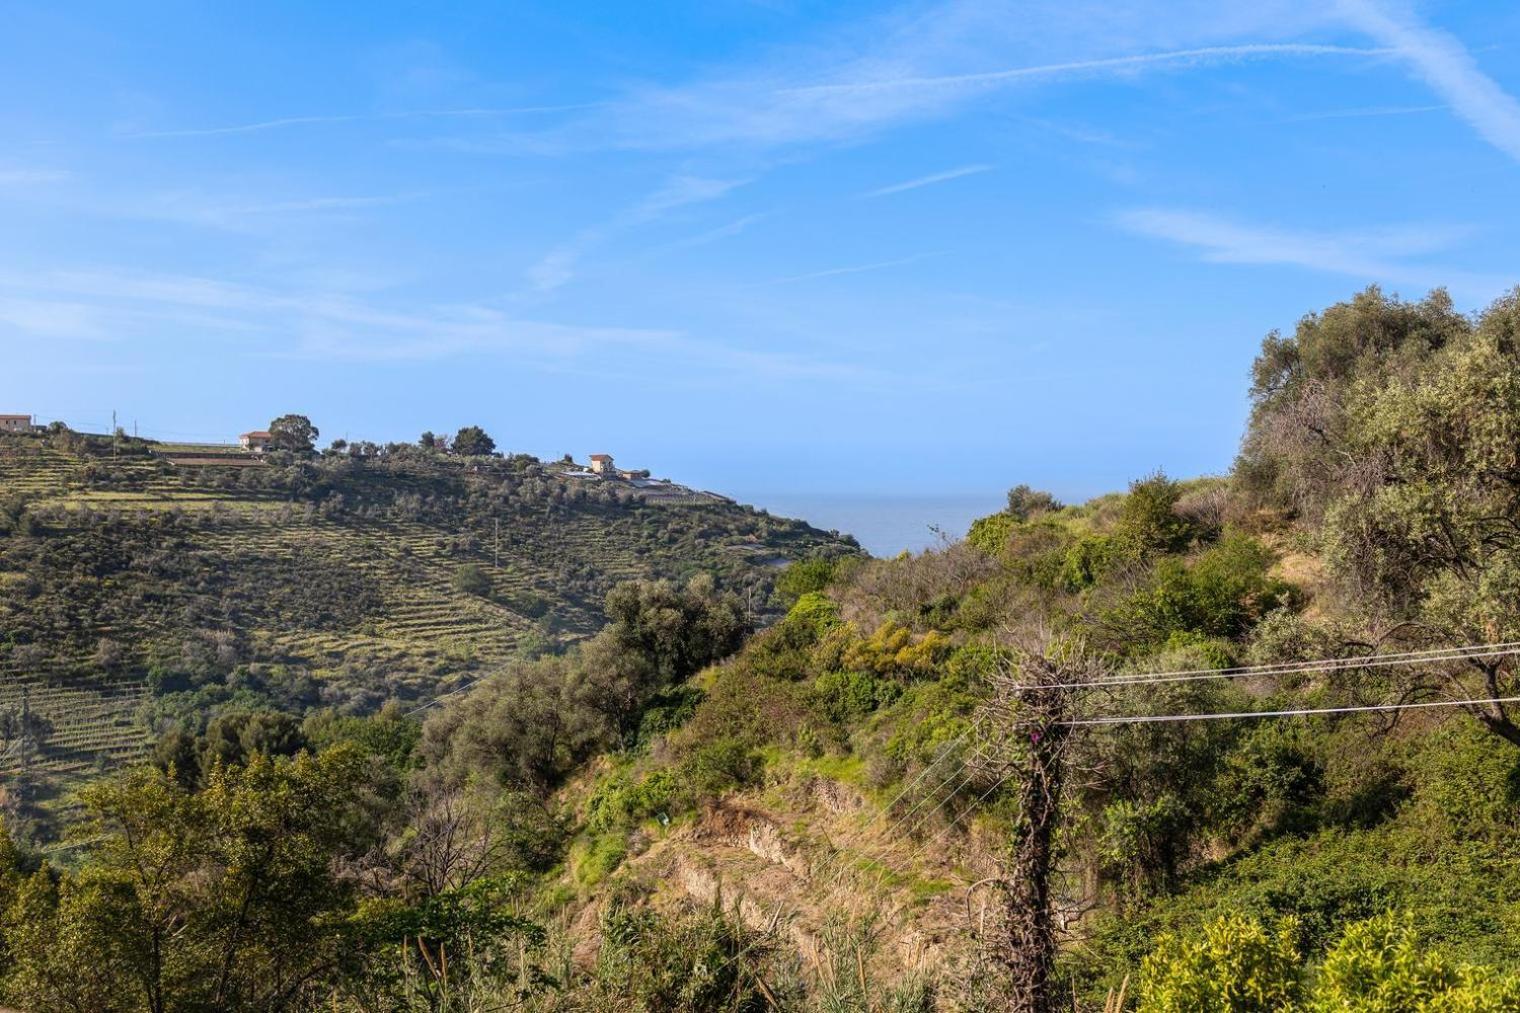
top-left (18, 685), bottom-right (30, 805)
top-left (112, 409), bottom-right (118, 455)
top-left (982, 636), bottom-right (1094, 1013)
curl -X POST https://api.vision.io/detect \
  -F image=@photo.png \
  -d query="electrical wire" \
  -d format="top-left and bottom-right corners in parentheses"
top-left (908, 768), bottom-right (1017, 867)
top-left (1060, 694), bottom-right (1520, 727)
top-left (1015, 643), bottom-right (1520, 692)
top-left (876, 715), bottom-right (985, 819)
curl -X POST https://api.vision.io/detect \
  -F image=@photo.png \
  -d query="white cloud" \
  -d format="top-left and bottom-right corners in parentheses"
top-left (861, 163), bottom-right (993, 198)
top-left (122, 104), bottom-right (598, 139)
top-left (1114, 208), bottom-right (1506, 298)
top-left (1281, 102), bottom-right (1444, 122)
top-left (0, 266), bottom-right (862, 380)
top-left (784, 43), bottom-right (1384, 102)
top-left (657, 213), bottom-right (772, 254)
top-left (767, 252), bottom-right (942, 285)
top-left (0, 168), bottom-right (72, 186)
top-left (534, 36), bottom-right (1385, 152)
top-left (525, 175), bottom-right (751, 292)
top-left (0, 297), bottom-right (112, 339)
top-left (1336, 0), bottom-right (1520, 165)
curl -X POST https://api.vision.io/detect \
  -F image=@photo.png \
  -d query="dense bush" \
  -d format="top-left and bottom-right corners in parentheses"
top-left (1137, 912), bottom-right (1520, 1011)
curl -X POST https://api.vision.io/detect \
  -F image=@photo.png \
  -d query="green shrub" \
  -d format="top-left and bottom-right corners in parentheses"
top-left (809, 670), bottom-right (900, 725)
top-left (1137, 912), bottom-right (1520, 1012)
top-left (1138, 914), bottom-right (1302, 1012)
top-left (452, 563), bottom-right (493, 597)
top-left (1106, 535), bottom-right (1293, 649)
top-left (775, 557), bottom-right (840, 604)
top-left (787, 591), bottom-right (840, 633)
top-left (966, 511), bottom-right (1017, 555)
top-left (587, 768), bottom-right (681, 834)
top-left (681, 738), bottom-right (762, 796)
top-left (1119, 472), bottom-right (1196, 557)
top-left (573, 832), bottom-right (629, 888)
top-left (591, 900), bottom-right (775, 1010)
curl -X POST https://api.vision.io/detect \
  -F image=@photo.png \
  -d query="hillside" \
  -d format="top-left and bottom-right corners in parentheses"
top-left (3, 288), bottom-right (1520, 1012)
top-left (0, 428), bottom-right (856, 830)
top-left (416, 286), bottom-right (1520, 1007)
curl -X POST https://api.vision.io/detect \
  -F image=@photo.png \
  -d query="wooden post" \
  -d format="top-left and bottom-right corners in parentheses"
top-left (983, 640), bottom-right (1094, 1013)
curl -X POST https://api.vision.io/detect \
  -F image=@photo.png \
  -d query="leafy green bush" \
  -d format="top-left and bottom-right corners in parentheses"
top-left (452, 563), bottom-right (493, 597)
top-left (586, 768), bottom-right (682, 834)
top-left (681, 738), bottom-right (762, 796)
top-left (1307, 912), bottom-right (1520, 1011)
top-left (786, 591), bottom-right (840, 633)
top-left (966, 511), bottom-right (1017, 555)
top-left (775, 557), bottom-right (841, 604)
top-left (1105, 534), bottom-right (1292, 649)
top-left (1137, 912), bottom-right (1520, 1012)
top-left (809, 670), bottom-right (900, 724)
top-left (1138, 914), bottom-right (1303, 1012)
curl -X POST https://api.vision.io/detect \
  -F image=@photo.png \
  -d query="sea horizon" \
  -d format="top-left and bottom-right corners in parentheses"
top-left (733, 491), bottom-right (1005, 558)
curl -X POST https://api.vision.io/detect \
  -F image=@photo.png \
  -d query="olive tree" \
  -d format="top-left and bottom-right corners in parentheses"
top-left (1239, 287), bottom-right (1520, 747)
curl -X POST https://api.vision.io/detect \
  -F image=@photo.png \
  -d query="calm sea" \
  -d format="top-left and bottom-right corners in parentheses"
top-left (735, 492), bottom-right (1005, 557)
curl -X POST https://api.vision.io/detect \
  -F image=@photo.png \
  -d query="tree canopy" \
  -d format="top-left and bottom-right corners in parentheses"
top-left (452, 425), bottom-right (496, 457)
top-left (268, 414), bottom-right (318, 454)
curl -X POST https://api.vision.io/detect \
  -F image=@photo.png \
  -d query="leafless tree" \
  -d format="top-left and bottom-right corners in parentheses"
top-left (394, 779), bottom-right (511, 898)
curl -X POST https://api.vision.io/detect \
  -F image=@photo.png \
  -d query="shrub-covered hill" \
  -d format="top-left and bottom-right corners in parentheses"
top-left (461, 286), bottom-right (1520, 1007)
top-left (6, 287), bottom-right (1520, 1012)
top-left (0, 430), bottom-right (856, 825)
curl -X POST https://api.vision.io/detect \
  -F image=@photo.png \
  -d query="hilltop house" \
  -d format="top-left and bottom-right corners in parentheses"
top-left (239, 430), bottom-right (273, 452)
top-left (589, 453), bottom-right (616, 475)
top-left (0, 414), bottom-right (33, 433)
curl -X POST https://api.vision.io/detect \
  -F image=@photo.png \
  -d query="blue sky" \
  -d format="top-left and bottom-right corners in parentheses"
top-left (2, 0), bottom-right (1518, 502)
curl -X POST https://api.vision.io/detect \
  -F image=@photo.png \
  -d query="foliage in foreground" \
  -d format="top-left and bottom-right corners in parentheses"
top-left (1138, 911), bottom-right (1520, 1012)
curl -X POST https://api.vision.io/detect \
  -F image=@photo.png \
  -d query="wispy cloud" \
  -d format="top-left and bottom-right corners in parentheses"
top-left (526, 175), bottom-right (751, 292)
top-left (0, 265), bottom-right (861, 381)
top-left (861, 163), bottom-right (992, 198)
top-left (231, 194), bottom-right (418, 214)
top-left (534, 40), bottom-right (1388, 152)
top-left (122, 103), bottom-right (598, 139)
top-left (785, 43), bottom-right (1386, 101)
top-left (1336, 0), bottom-right (1520, 164)
top-left (766, 252), bottom-right (942, 285)
top-left (106, 189), bottom-right (425, 235)
top-left (1281, 102), bottom-right (1444, 122)
top-left (657, 213), bottom-right (771, 253)
top-left (1114, 207), bottom-right (1505, 298)
top-left (0, 168), bottom-right (72, 186)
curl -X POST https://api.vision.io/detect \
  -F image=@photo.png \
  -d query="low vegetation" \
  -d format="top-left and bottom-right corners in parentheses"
top-left (3, 286), bottom-right (1520, 1010)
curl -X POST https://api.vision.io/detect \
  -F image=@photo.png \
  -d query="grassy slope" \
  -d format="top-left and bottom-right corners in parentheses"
top-left (0, 432), bottom-right (853, 826)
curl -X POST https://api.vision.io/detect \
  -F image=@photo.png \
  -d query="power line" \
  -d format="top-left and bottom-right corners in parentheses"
top-left (879, 740), bottom-right (990, 841)
top-left (908, 767), bottom-right (1016, 867)
top-left (1061, 694), bottom-right (1520, 727)
top-left (893, 756), bottom-right (989, 843)
top-left (800, 718), bottom-right (985, 889)
top-left (1100, 640), bottom-right (1520, 681)
top-left (1017, 643), bottom-right (1520, 692)
top-left (403, 669), bottom-right (499, 717)
top-left (877, 716), bottom-right (985, 820)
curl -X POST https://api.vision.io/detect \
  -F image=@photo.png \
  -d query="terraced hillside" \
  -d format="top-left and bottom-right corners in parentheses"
top-left (0, 429), bottom-right (856, 827)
